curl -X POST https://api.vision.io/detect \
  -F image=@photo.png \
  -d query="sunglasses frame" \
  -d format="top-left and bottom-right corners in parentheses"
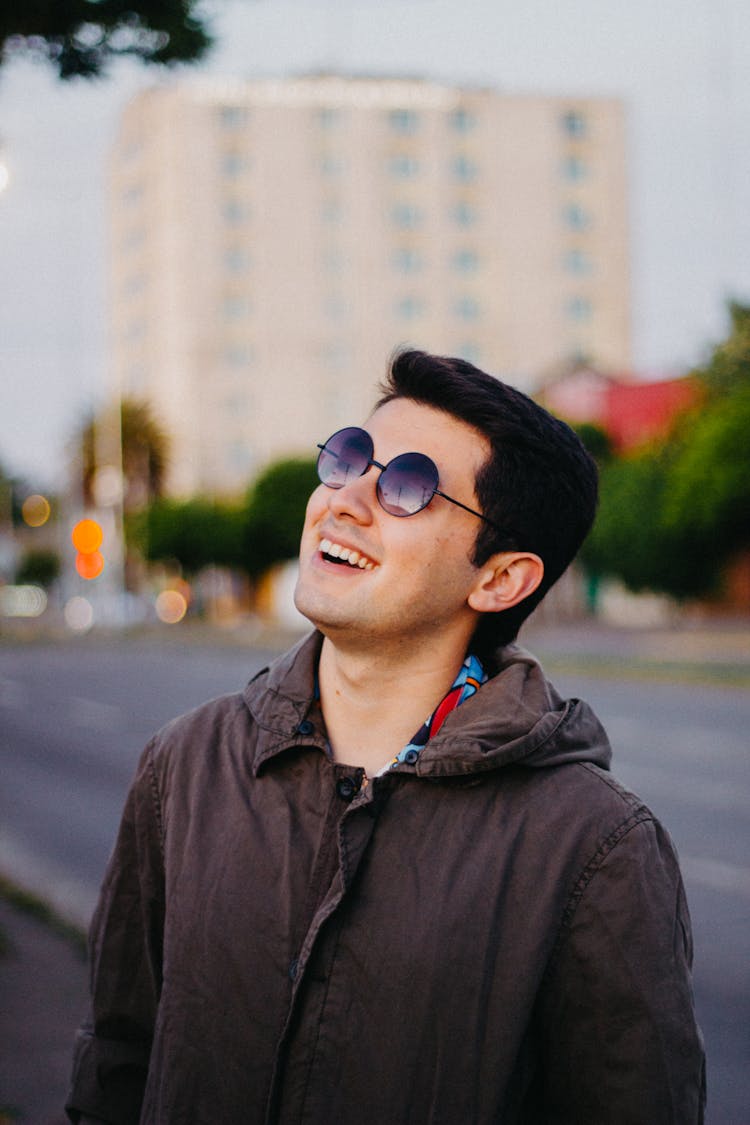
top-left (316, 426), bottom-right (501, 530)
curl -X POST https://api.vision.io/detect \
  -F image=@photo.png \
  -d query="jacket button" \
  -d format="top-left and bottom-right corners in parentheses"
top-left (336, 776), bottom-right (358, 801)
top-left (296, 720), bottom-right (314, 736)
top-left (404, 749), bottom-right (419, 765)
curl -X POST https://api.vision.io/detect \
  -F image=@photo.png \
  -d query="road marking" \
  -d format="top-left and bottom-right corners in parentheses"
top-left (681, 855), bottom-right (750, 899)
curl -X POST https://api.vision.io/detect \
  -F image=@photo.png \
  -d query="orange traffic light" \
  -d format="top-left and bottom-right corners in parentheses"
top-left (71, 518), bottom-right (103, 554)
top-left (75, 550), bottom-right (105, 580)
top-left (71, 518), bottom-right (105, 580)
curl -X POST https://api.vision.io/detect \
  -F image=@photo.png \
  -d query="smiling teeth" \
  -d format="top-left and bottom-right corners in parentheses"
top-left (320, 538), bottom-right (375, 569)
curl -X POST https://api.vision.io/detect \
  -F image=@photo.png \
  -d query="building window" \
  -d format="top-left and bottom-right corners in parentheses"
top-left (452, 249), bottom-right (479, 273)
top-left (224, 345), bottom-right (254, 366)
top-left (225, 247), bottom-right (251, 273)
top-left (388, 108), bottom-right (419, 135)
top-left (563, 249), bottom-right (593, 275)
top-left (316, 107), bottom-right (342, 130)
top-left (451, 200), bottom-right (477, 226)
top-left (395, 295), bottom-right (425, 320)
top-left (322, 247), bottom-right (345, 274)
top-left (323, 294), bottom-right (348, 320)
top-left (562, 154), bottom-right (588, 182)
top-left (391, 202), bottom-right (423, 229)
top-left (319, 152), bottom-right (344, 176)
top-left (561, 110), bottom-right (587, 138)
top-left (222, 152), bottom-right (248, 177)
top-left (321, 198), bottom-right (342, 223)
top-left (223, 199), bottom-right (249, 225)
top-left (393, 247), bottom-right (423, 273)
top-left (566, 296), bottom-right (593, 322)
top-left (457, 342), bottom-right (481, 365)
top-left (219, 105), bottom-right (249, 129)
top-left (223, 295), bottom-right (251, 319)
top-left (450, 107), bottom-right (476, 134)
top-left (563, 203), bottom-right (591, 231)
top-left (454, 295), bottom-right (480, 321)
top-left (388, 153), bottom-right (420, 178)
top-left (452, 154), bottom-right (478, 182)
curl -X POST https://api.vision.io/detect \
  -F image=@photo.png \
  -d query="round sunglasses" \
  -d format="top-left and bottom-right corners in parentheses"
top-left (316, 426), bottom-right (500, 528)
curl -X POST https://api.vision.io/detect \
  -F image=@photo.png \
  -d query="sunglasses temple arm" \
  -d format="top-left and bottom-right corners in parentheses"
top-left (434, 489), bottom-right (501, 531)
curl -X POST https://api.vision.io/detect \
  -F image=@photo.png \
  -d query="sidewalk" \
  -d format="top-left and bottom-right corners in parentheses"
top-left (0, 894), bottom-right (86, 1124)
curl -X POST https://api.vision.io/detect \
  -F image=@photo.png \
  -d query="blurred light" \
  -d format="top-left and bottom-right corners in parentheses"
top-left (0, 160), bottom-right (8, 194)
top-left (64, 596), bottom-right (94, 632)
top-left (75, 550), bottom-right (105, 580)
top-left (0, 585), bottom-right (47, 618)
top-left (71, 518), bottom-right (103, 553)
top-left (155, 589), bottom-right (188, 624)
top-left (22, 493), bottom-right (51, 528)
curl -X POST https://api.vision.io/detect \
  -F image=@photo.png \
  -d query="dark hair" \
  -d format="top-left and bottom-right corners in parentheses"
top-left (377, 348), bottom-right (598, 653)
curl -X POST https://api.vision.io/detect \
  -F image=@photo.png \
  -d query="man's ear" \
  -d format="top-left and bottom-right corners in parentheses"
top-left (467, 552), bottom-right (544, 614)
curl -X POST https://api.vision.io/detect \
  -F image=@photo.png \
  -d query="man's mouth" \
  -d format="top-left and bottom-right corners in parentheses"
top-left (319, 538), bottom-right (376, 570)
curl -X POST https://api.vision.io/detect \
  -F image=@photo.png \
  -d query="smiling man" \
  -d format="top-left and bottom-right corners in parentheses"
top-left (67, 350), bottom-right (705, 1125)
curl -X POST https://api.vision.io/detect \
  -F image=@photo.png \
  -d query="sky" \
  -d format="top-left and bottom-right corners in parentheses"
top-left (1, 0), bottom-right (749, 487)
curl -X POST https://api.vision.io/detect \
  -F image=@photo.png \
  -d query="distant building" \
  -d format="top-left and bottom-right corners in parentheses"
top-left (109, 76), bottom-right (631, 495)
top-left (538, 366), bottom-right (699, 451)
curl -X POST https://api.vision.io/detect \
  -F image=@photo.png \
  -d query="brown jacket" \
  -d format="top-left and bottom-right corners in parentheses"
top-left (67, 632), bottom-right (705, 1124)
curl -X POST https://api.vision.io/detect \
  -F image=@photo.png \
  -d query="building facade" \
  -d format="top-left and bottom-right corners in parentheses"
top-left (109, 76), bottom-right (630, 495)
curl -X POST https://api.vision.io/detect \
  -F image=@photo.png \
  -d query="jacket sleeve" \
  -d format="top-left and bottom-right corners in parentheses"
top-left (66, 740), bottom-right (165, 1125)
top-left (536, 814), bottom-right (706, 1124)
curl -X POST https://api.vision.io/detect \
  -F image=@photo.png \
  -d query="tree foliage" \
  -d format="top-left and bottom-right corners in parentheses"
top-left (243, 458), bottom-right (319, 578)
top-left (137, 497), bottom-right (244, 574)
top-left (0, 0), bottom-right (212, 79)
top-left (138, 456), bottom-right (318, 579)
top-left (78, 398), bottom-right (170, 512)
top-left (581, 301), bottom-right (750, 601)
top-left (15, 547), bottom-right (61, 587)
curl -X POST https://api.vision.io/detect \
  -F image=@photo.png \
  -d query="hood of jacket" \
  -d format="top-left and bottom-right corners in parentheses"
top-left (243, 630), bottom-right (612, 780)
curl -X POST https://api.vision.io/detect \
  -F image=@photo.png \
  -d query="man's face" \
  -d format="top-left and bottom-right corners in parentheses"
top-left (294, 397), bottom-right (491, 653)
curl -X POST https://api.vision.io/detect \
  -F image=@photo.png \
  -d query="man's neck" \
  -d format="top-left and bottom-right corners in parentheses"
top-left (317, 634), bottom-right (470, 777)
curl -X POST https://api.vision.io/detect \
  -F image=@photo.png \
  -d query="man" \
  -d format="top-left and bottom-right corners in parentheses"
top-left (68, 350), bottom-right (705, 1124)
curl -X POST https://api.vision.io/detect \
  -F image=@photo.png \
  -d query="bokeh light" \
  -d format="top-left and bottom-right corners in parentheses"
top-left (75, 550), bottom-right (105, 580)
top-left (0, 585), bottom-right (47, 618)
top-left (155, 589), bottom-right (188, 624)
top-left (64, 596), bottom-right (94, 632)
top-left (22, 494), bottom-right (51, 528)
top-left (71, 518), bottom-right (103, 553)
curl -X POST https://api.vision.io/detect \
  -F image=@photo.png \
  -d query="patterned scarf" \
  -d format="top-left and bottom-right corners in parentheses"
top-left (376, 653), bottom-right (487, 776)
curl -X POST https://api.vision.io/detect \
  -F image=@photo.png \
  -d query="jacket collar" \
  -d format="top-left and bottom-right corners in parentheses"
top-left (243, 631), bottom-right (326, 775)
top-left (242, 631), bottom-right (612, 780)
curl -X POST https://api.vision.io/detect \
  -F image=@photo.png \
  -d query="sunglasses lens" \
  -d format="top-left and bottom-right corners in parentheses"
top-left (378, 452), bottom-right (439, 516)
top-left (317, 427), bottom-right (373, 488)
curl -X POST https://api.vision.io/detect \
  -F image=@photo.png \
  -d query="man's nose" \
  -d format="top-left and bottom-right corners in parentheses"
top-left (327, 468), bottom-right (377, 523)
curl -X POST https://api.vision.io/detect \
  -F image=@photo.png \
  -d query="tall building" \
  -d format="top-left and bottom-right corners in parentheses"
top-left (109, 76), bottom-right (630, 495)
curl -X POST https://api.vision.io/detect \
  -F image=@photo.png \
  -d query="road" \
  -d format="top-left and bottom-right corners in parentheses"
top-left (1, 632), bottom-right (748, 1123)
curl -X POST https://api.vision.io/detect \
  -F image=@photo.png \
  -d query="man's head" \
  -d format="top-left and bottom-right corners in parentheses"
top-left (295, 348), bottom-right (597, 659)
top-left (375, 349), bottom-right (598, 653)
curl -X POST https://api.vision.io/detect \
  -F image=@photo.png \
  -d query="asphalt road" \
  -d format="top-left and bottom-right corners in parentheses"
top-left (1, 632), bottom-right (748, 1123)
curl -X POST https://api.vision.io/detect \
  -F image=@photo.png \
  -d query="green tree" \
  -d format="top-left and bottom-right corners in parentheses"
top-left (243, 458), bottom-right (318, 578)
top-left (693, 300), bottom-right (750, 399)
top-left (137, 497), bottom-right (244, 574)
top-left (15, 547), bottom-right (61, 587)
top-left (571, 421), bottom-right (613, 465)
top-left (0, 0), bottom-right (212, 79)
top-left (663, 385), bottom-right (750, 562)
top-left (581, 448), bottom-right (715, 601)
